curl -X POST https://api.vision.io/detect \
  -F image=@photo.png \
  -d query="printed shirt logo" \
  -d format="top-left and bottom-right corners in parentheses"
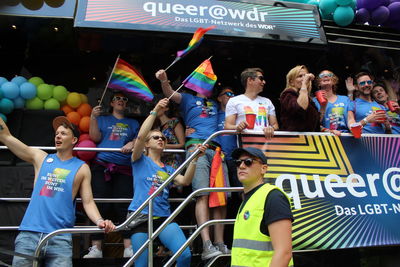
top-left (329, 107), bottom-right (345, 130)
top-left (243, 210), bottom-right (250, 220)
top-left (148, 170), bottom-right (170, 196)
top-left (109, 122), bottom-right (129, 140)
top-left (199, 100), bottom-right (216, 118)
top-left (257, 106), bottom-right (267, 126)
top-left (39, 168), bottom-right (71, 197)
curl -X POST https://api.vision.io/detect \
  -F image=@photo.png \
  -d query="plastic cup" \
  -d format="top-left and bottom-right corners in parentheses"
top-left (245, 113), bottom-right (256, 129)
top-left (375, 110), bottom-right (386, 123)
top-left (387, 101), bottom-right (396, 112)
top-left (350, 123), bottom-right (362, 139)
top-left (315, 90), bottom-right (327, 105)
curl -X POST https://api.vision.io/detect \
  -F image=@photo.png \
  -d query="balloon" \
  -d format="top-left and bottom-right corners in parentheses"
top-left (52, 85), bottom-right (68, 102)
top-left (320, 0), bottom-right (338, 15)
top-left (11, 76), bottom-right (27, 86)
top-left (363, 0), bottom-right (383, 10)
top-left (79, 133), bottom-right (91, 142)
top-left (0, 89), bottom-right (2, 99)
top-left (1, 82), bottom-right (20, 99)
top-left (66, 92), bottom-right (82, 108)
top-left (80, 93), bottom-right (88, 104)
top-left (26, 97), bottom-right (44, 110)
top-left (61, 104), bottom-right (75, 115)
top-left (13, 97), bottom-right (25, 109)
top-left (371, 6), bottom-right (390, 25)
top-left (44, 98), bottom-right (61, 110)
top-left (37, 84), bottom-right (53, 100)
top-left (79, 116), bottom-right (91, 133)
top-left (20, 82), bottom-right (37, 99)
top-left (0, 98), bottom-right (14, 114)
top-left (0, 113), bottom-right (7, 123)
top-left (307, 0), bottom-right (319, 5)
top-left (335, 0), bottom-right (352, 5)
top-left (28, 77), bottom-right (44, 87)
top-left (349, 0), bottom-right (357, 10)
top-left (355, 8), bottom-right (370, 23)
top-left (76, 139), bottom-right (97, 161)
top-left (0, 77), bottom-right (7, 87)
top-left (356, 0), bottom-right (365, 8)
top-left (333, 6), bottom-right (355, 26)
top-left (66, 111), bottom-right (81, 126)
top-left (77, 103), bottom-right (92, 117)
top-left (388, 2), bottom-right (400, 22)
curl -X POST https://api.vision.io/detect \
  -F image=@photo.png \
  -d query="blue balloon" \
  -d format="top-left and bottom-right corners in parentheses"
top-left (20, 82), bottom-right (37, 100)
top-left (0, 113), bottom-right (7, 123)
top-left (11, 76), bottom-right (27, 86)
top-left (1, 82), bottom-right (19, 99)
top-left (320, 0), bottom-right (338, 15)
top-left (334, 5), bottom-right (355, 26)
top-left (308, 0), bottom-right (320, 5)
top-left (13, 97), bottom-right (25, 109)
top-left (0, 77), bottom-right (7, 87)
top-left (0, 98), bottom-right (14, 114)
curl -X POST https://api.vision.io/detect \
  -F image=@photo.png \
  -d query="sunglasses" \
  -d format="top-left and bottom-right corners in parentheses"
top-left (319, 73), bottom-right (333, 78)
top-left (150, 135), bottom-right (166, 141)
top-left (358, 80), bottom-right (373, 86)
top-left (234, 158), bottom-right (263, 167)
top-left (220, 91), bottom-right (235, 97)
top-left (256, 75), bottom-right (265, 81)
top-left (113, 96), bottom-right (128, 102)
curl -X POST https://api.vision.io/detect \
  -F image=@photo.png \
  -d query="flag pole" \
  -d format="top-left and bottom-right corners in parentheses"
top-left (164, 57), bottom-right (180, 72)
top-left (167, 84), bottom-right (184, 101)
top-left (98, 54), bottom-right (120, 106)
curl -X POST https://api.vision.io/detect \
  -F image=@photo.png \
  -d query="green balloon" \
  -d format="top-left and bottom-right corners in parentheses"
top-left (44, 98), bottom-right (60, 110)
top-left (26, 97), bottom-right (44, 110)
top-left (28, 77), bottom-right (44, 87)
top-left (37, 84), bottom-right (53, 100)
top-left (52, 85), bottom-right (68, 102)
top-left (333, 6), bottom-right (354, 26)
top-left (320, 0), bottom-right (338, 15)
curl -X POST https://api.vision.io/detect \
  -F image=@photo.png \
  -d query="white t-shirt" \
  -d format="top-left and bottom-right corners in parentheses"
top-left (225, 94), bottom-right (276, 132)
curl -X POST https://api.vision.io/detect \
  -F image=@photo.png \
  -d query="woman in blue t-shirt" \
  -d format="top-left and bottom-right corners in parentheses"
top-left (129, 98), bottom-right (205, 267)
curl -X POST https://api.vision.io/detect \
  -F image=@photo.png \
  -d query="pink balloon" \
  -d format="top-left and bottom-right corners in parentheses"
top-left (76, 139), bottom-right (97, 161)
top-left (78, 133), bottom-right (91, 142)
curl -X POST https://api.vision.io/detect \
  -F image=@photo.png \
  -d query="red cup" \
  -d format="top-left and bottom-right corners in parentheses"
top-left (387, 101), bottom-right (396, 112)
top-left (375, 110), bottom-right (386, 123)
top-left (245, 113), bottom-right (256, 129)
top-left (315, 90), bottom-right (327, 105)
top-left (350, 123), bottom-right (362, 139)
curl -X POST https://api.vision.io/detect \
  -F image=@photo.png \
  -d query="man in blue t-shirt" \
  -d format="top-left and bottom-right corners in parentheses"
top-left (348, 72), bottom-right (392, 134)
top-left (372, 83), bottom-right (400, 134)
top-left (0, 116), bottom-right (115, 266)
top-left (156, 69), bottom-right (229, 260)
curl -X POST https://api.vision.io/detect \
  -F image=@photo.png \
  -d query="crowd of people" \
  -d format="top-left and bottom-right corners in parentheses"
top-left (1, 65), bottom-right (399, 267)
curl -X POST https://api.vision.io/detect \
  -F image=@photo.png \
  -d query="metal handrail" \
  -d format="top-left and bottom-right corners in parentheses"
top-left (31, 130), bottom-right (238, 267)
top-left (0, 146), bottom-right (185, 153)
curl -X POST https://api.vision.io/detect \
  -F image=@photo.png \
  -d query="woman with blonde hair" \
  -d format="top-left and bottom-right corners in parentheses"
top-left (280, 65), bottom-right (320, 132)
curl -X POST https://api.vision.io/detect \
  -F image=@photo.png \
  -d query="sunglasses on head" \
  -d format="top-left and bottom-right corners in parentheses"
top-left (359, 80), bottom-right (373, 86)
top-left (150, 135), bottom-right (166, 141)
top-left (234, 158), bottom-right (263, 167)
top-left (113, 96), bottom-right (128, 102)
top-left (319, 73), bottom-right (333, 78)
top-left (220, 91), bottom-right (235, 97)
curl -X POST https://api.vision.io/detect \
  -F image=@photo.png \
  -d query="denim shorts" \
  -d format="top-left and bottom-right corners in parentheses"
top-left (186, 147), bottom-right (229, 197)
top-left (12, 231), bottom-right (72, 267)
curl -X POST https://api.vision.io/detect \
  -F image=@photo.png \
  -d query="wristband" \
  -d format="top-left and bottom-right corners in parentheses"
top-left (161, 80), bottom-right (169, 83)
top-left (191, 161), bottom-right (197, 166)
top-left (363, 118), bottom-right (368, 125)
top-left (95, 218), bottom-right (104, 225)
top-left (149, 110), bottom-right (157, 116)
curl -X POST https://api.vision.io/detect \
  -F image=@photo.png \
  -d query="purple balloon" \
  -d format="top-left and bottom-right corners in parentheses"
top-left (363, 0), bottom-right (383, 10)
top-left (388, 2), bottom-right (400, 21)
top-left (356, 0), bottom-right (365, 8)
top-left (355, 8), bottom-right (371, 23)
top-left (390, 0), bottom-right (400, 3)
top-left (371, 6), bottom-right (390, 25)
top-left (382, 0), bottom-right (390, 5)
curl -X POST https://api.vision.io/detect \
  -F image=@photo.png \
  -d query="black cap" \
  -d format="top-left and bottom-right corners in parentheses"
top-left (232, 147), bottom-right (268, 164)
top-left (52, 116), bottom-right (80, 138)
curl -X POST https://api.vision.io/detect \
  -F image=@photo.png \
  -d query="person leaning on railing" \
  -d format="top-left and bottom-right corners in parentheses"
top-left (128, 98), bottom-right (206, 267)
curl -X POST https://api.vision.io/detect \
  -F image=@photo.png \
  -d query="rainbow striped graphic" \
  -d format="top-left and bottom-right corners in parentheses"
top-left (209, 147), bottom-right (227, 208)
top-left (182, 59), bottom-right (217, 97)
top-left (109, 58), bottom-right (153, 102)
top-left (176, 26), bottom-right (216, 58)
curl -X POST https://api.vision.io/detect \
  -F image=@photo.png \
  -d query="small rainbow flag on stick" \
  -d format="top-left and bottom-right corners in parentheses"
top-left (182, 58), bottom-right (217, 97)
top-left (165, 26), bottom-right (216, 71)
top-left (107, 58), bottom-right (154, 102)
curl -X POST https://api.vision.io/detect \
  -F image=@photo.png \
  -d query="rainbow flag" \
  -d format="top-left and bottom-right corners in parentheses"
top-left (209, 147), bottom-right (227, 208)
top-left (182, 59), bottom-right (217, 97)
top-left (108, 58), bottom-right (154, 102)
top-left (176, 26), bottom-right (216, 59)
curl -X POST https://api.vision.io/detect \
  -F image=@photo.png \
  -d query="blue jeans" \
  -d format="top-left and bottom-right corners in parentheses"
top-left (12, 231), bottom-right (72, 267)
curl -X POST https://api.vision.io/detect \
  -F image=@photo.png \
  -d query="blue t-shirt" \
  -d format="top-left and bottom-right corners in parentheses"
top-left (19, 154), bottom-right (84, 233)
top-left (96, 115), bottom-right (139, 165)
top-left (313, 95), bottom-right (353, 132)
top-left (216, 110), bottom-right (237, 160)
top-left (351, 98), bottom-right (386, 134)
top-left (386, 108), bottom-right (400, 134)
top-left (179, 93), bottom-right (218, 140)
top-left (128, 155), bottom-right (175, 217)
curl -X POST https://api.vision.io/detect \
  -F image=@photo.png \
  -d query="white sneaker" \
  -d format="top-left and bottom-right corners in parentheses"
top-left (123, 246), bottom-right (133, 258)
top-left (83, 245), bottom-right (103, 258)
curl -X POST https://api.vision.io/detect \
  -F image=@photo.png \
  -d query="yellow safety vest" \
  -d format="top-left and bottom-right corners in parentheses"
top-left (231, 183), bottom-right (294, 267)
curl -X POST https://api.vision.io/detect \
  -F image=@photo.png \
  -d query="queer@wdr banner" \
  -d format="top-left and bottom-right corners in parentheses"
top-left (240, 133), bottom-right (400, 250)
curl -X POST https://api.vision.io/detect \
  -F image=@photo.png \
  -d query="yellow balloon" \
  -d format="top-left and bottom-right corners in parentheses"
top-left (80, 93), bottom-right (88, 104)
top-left (66, 92), bottom-right (82, 108)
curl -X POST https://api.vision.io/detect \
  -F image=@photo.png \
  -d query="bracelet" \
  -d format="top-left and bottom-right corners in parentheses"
top-left (300, 88), bottom-right (307, 91)
top-left (363, 118), bottom-right (368, 125)
top-left (161, 80), bottom-right (169, 83)
top-left (149, 110), bottom-right (157, 116)
top-left (347, 94), bottom-right (353, 97)
top-left (191, 161), bottom-right (197, 166)
top-left (95, 217), bottom-right (104, 225)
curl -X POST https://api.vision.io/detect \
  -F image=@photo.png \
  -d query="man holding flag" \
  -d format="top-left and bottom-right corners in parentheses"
top-left (156, 64), bottom-right (230, 260)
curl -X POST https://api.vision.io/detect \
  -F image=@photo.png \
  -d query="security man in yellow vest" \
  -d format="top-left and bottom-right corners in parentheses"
top-left (231, 147), bottom-right (293, 267)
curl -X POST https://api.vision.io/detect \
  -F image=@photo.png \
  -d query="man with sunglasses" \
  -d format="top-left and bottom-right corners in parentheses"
top-left (85, 91), bottom-right (140, 258)
top-left (225, 68), bottom-right (278, 140)
top-left (231, 147), bottom-right (293, 267)
top-left (348, 72), bottom-right (391, 134)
